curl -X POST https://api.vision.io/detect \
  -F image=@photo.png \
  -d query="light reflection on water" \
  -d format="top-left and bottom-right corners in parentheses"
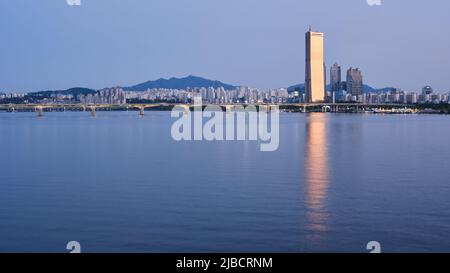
top-left (304, 114), bottom-right (330, 245)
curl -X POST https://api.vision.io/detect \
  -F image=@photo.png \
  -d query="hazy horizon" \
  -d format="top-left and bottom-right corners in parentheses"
top-left (1, 0), bottom-right (449, 93)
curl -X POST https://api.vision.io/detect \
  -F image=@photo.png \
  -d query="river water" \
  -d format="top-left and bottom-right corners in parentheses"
top-left (0, 111), bottom-right (449, 252)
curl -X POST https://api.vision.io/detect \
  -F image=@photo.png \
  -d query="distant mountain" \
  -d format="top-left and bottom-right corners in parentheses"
top-left (30, 87), bottom-right (96, 97)
top-left (287, 83), bottom-right (394, 94)
top-left (124, 75), bottom-right (237, 91)
top-left (0, 87), bottom-right (96, 104)
top-left (287, 84), bottom-right (305, 93)
top-left (362, 85), bottom-right (395, 93)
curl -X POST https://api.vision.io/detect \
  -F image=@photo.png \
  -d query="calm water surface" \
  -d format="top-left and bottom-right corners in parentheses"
top-left (0, 111), bottom-right (449, 253)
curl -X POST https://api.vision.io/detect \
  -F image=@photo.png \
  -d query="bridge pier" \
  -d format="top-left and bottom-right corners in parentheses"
top-left (322, 105), bottom-right (332, 113)
top-left (89, 106), bottom-right (96, 117)
top-left (138, 106), bottom-right (145, 116)
top-left (180, 105), bottom-right (190, 114)
top-left (36, 106), bottom-right (44, 117)
top-left (259, 105), bottom-right (269, 113)
top-left (225, 105), bottom-right (233, 114)
top-left (302, 105), bottom-right (307, 113)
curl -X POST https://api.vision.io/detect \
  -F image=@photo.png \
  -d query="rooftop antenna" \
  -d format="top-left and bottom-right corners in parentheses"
top-left (309, 25), bottom-right (312, 32)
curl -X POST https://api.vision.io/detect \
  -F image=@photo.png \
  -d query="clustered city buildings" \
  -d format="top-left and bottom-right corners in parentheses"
top-left (125, 87), bottom-right (289, 104)
top-left (78, 88), bottom-right (127, 105)
top-left (0, 92), bottom-right (25, 100)
top-left (0, 87), bottom-right (291, 105)
top-left (327, 64), bottom-right (449, 104)
top-left (73, 83), bottom-right (450, 105)
top-left (1, 83), bottom-right (449, 106)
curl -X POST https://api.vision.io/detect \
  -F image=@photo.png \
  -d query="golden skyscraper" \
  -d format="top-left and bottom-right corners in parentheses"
top-left (305, 30), bottom-right (325, 103)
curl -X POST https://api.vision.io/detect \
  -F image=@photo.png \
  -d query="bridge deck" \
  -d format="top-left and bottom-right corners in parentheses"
top-left (0, 102), bottom-right (415, 109)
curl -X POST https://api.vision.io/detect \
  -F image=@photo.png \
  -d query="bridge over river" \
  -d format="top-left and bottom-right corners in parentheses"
top-left (0, 102), bottom-right (416, 117)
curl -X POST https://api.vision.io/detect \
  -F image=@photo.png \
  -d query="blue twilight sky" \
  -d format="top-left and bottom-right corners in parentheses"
top-left (0, 0), bottom-right (449, 93)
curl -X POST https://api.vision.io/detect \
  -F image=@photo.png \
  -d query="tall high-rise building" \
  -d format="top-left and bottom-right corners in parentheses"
top-left (330, 63), bottom-right (341, 92)
top-left (305, 30), bottom-right (325, 103)
top-left (346, 68), bottom-right (363, 96)
top-left (330, 63), bottom-right (341, 103)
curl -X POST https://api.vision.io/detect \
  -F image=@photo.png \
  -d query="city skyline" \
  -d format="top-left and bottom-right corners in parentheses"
top-left (1, 27), bottom-right (449, 105)
top-left (0, 0), bottom-right (449, 93)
